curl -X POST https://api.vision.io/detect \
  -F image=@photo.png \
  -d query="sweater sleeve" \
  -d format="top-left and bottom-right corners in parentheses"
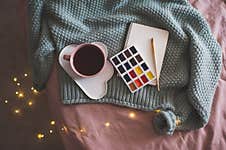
top-left (28, 0), bottom-right (55, 91)
top-left (153, 1), bottom-right (222, 135)
top-left (182, 4), bottom-right (222, 128)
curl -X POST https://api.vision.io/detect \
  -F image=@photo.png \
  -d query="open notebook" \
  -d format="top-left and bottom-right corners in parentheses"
top-left (124, 23), bottom-right (169, 85)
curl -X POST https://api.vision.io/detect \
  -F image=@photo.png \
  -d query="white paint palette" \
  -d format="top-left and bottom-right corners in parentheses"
top-left (110, 46), bottom-right (156, 93)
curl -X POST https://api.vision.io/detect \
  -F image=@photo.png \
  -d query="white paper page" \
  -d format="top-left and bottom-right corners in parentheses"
top-left (124, 23), bottom-right (169, 85)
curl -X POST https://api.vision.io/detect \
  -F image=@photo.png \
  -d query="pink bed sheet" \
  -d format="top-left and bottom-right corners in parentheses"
top-left (46, 0), bottom-right (226, 149)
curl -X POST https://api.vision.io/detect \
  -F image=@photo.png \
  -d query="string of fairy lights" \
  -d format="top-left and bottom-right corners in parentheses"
top-left (35, 112), bottom-right (138, 140)
top-left (2, 72), bottom-right (139, 141)
top-left (3, 73), bottom-right (181, 141)
top-left (3, 72), bottom-right (181, 142)
top-left (11, 74), bottom-right (38, 116)
top-left (2, 72), bottom-right (182, 142)
top-left (2, 73), bottom-right (59, 141)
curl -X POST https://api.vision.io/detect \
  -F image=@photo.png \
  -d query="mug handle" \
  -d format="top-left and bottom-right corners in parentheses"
top-left (63, 55), bottom-right (71, 61)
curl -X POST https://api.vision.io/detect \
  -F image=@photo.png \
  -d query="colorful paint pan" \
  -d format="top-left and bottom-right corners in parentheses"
top-left (141, 63), bottom-right (148, 71)
top-left (135, 54), bottom-right (143, 62)
top-left (130, 58), bottom-right (137, 66)
top-left (123, 74), bottom-right (131, 82)
top-left (135, 79), bottom-right (142, 87)
top-left (124, 62), bottom-right (131, 70)
top-left (129, 82), bottom-right (137, 91)
top-left (130, 46), bottom-right (137, 54)
top-left (110, 45), bottom-right (156, 93)
top-left (135, 66), bottom-right (142, 75)
top-left (124, 49), bottom-right (132, 58)
top-left (118, 65), bottom-right (126, 74)
top-left (141, 75), bottom-right (148, 83)
top-left (118, 53), bottom-right (126, 62)
top-left (146, 71), bottom-right (154, 80)
top-left (112, 57), bottom-right (120, 65)
top-left (129, 70), bottom-right (137, 78)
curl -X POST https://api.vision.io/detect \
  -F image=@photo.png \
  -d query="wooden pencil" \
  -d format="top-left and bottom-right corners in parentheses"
top-left (151, 38), bottom-right (160, 91)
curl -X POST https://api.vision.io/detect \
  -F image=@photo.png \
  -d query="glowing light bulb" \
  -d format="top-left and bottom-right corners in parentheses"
top-left (80, 128), bottom-right (86, 133)
top-left (61, 126), bottom-right (68, 133)
top-left (50, 120), bottom-right (55, 125)
top-left (129, 112), bottom-right (136, 119)
top-left (15, 91), bottom-right (19, 95)
top-left (4, 100), bottom-right (8, 104)
top-left (49, 130), bottom-right (53, 134)
top-left (16, 83), bottom-right (20, 86)
top-left (37, 133), bottom-right (44, 139)
top-left (33, 89), bottom-right (39, 94)
top-left (31, 87), bottom-right (34, 90)
top-left (104, 122), bottom-right (110, 127)
top-left (13, 77), bottom-right (17, 82)
top-left (24, 73), bottom-right (28, 77)
top-left (28, 101), bottom-right (33, 106)
top-left (18, 92), bottom-right (24, 98)
top-left (14, 109), bottom-right (21, 114)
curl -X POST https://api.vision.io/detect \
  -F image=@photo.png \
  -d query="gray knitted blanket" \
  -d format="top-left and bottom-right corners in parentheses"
top-left (28, 0), bottom-right (222, 135)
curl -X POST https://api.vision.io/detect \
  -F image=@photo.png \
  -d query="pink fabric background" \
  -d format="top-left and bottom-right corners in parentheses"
top-left (46, 0), bottom-right (226, 149)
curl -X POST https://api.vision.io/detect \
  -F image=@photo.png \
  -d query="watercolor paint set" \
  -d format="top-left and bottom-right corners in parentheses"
top-left (110, 46), bottom-right (156, 93)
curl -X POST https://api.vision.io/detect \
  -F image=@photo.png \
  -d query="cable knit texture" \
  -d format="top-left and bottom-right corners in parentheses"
top-left (27, 0), bottom-right (222, 135)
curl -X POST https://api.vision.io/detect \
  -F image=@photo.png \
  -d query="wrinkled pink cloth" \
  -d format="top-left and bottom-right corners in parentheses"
top-left (46, 0), bottom-right (226, 149)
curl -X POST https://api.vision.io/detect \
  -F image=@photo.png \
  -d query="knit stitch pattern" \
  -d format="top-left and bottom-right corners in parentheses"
top-left (28, 0), bottom-right (222, 135)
